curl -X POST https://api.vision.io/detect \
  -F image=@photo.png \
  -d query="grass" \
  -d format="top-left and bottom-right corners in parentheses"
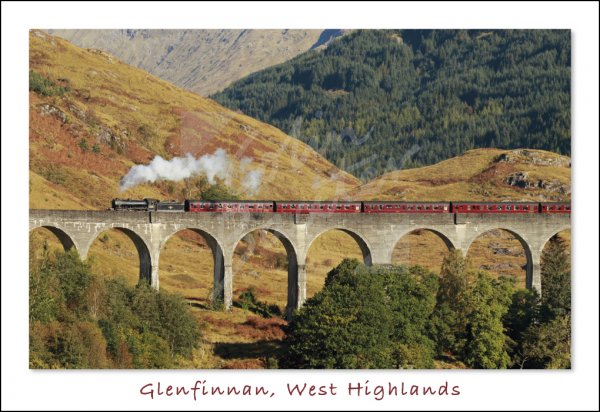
top-left (348, 148), bottom-right (571, 202)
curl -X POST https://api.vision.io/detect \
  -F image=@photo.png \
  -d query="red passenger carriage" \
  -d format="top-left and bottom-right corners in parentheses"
top-left (540, 202), bottom-right (571, 213)
top-left (451, 202), bottom-right (539, 213)
top-left (275, 201), bottom-right (362, 213)
top-left (185, 200), bottom-right (274, 213)
top-left (363, 201), bottom-right (449, 213)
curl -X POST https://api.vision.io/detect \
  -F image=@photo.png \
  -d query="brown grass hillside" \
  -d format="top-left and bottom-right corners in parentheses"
top-left (347, 148), bottom-right (570, 202)
top-left (29, 30), bottom-right (360, 210)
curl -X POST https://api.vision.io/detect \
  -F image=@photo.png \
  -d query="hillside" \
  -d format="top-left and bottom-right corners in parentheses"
top-left (45, 29), bottom-right (345, 96)
top-left (347, 148), bottom-right (571, 202)
top-left (29, 30), bottom-right (360, 210)
top-left (213, 29), bottom-right (571, 178)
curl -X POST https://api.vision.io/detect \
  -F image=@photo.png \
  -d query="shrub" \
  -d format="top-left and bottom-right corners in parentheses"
top-left (78, 138), bottom-right (89, 151)
top-left (234, 288), bottom-right (282, 318)
top-left (29, 70), bottom-right (70, 96)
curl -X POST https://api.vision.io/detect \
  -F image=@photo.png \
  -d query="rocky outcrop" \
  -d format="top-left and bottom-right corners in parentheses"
top-left (505, 171), bottom-right (570, 195)
top-left (496, 149), bottom-right (571, 168)
top-left (39, 104), bottom-right (67, 123)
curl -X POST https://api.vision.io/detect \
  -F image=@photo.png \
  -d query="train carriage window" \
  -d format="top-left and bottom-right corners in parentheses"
top-left (506, 205), bottom-right (511, 211)
top-left (336, 205), bottom-right (342, 210)
top-left (258, 205), bottom-right (263, 209)
top-left (515, 205), bottom-right (520, 210)
top-left (249, 205), bottom-right (255, 209)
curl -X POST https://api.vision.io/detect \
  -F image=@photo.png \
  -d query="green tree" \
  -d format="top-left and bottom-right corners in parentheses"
top-left (520, 315), bottom-right (571, 369)
top-left (431, 251), bottom-right (513, 368)
top-left (540, 237), bottom-right (571, 321)
top-left (284, 260), bottom-right (438, 369)
top-left (431, 250), bottom-right (474, 355)
top-left (503, 288), bottom-right (540, 367)
top-left (461, 273), bottom-right (512, 368)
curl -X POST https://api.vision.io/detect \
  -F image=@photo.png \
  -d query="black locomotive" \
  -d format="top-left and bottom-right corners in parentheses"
top-left (110, 198), bottom-right (185, 212)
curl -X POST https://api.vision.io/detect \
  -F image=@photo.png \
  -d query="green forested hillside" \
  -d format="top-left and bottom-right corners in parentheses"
top-left (213, 30), bottom-right (570, 179)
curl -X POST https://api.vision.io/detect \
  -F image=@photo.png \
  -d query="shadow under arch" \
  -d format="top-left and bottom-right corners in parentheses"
top-left (88, 227), bottom-right (152, 286)
top-left (232, 228), bottom-right (299, 314)
top-left (30, 225), bottom-right (77, 253)
top-left (159, 227), bottom-right (226, 303)
top-left (306, 227), bottom-right (373, 266)
top-left (465, 228), bottom-right (534, 289)
top-left (390, 227), bottom-right (456, 272)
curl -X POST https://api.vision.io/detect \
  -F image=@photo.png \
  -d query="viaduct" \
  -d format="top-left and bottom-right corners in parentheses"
top-left (29, 210), bottom-right (570, 314)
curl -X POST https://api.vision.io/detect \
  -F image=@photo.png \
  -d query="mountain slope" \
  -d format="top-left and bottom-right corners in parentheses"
top-left (45, 29), bottom-right (344, 96)
top-left (347, 148), bottom-right (570, 202)
top-left (29, 30), bottom-right (360, 210)
top-left (213, 29), bottom-right (571, 178)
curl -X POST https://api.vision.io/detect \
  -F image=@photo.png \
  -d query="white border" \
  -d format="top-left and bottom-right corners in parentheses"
top-left (2, 2), bottom-right (598, 410)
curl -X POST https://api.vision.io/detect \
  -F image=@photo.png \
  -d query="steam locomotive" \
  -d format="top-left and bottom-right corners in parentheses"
top-left (110, 199), bottom-right (571, 214)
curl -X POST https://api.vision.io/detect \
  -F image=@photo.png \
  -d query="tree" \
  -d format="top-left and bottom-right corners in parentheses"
top-left (431, 250), bottom-right (475, 355)
top-left (284, 260), bottom-right (394, 368)
top-left (431, 251), bottom-right (513, 368)
top-left (461, 273), bottom-right (513, 368)
top-left (283, 260), bottom-right (439, 369)
top-left (540, 237), bottom-right (571, 321)
top-left (520, 315), bottom-right (571, 369)
top-left (503, 288), bottom-right (540, 367)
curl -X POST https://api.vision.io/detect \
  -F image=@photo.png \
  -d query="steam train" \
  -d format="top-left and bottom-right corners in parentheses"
top-left (110, 199), bottom-right (571, 214)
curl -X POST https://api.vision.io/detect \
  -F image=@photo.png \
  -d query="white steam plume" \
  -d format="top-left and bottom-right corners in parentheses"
top-left (119, 149), bottom-right (229, 191)
top-left (242, 169), bottom-right (263, 194)
top-left (119, 149), bottom-right (263, 194)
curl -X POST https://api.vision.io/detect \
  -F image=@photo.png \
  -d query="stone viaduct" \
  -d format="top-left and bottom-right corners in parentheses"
top-left (29, 210), bottom-right (570, 314)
